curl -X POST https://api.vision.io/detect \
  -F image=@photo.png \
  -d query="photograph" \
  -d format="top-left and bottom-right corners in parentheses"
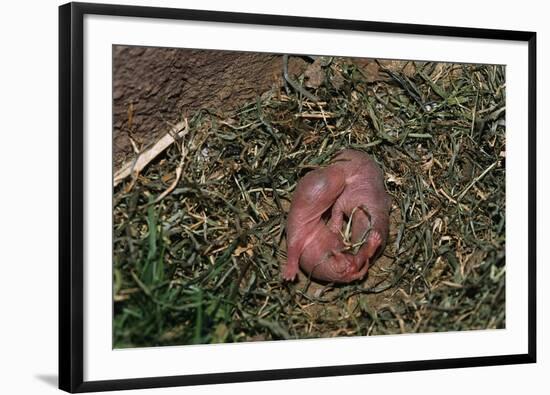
top-left (112, 46), bottom-right (506, 348)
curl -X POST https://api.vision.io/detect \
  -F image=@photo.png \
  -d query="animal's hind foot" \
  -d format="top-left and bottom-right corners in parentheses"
top-left (282, 262), bottom-right (299, 282)
top-left (342, 259), bottom-right (370, 282)
top-left (364, 230), bottom-right (382, 259)
top-left (342, 231), bottom-right (383, 282)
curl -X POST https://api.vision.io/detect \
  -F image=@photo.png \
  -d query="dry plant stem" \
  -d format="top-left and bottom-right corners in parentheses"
top-left (113, 119), bottom-right (189, 187)
top-left (150, 144), bottom-right (187, 206)
top-left (456, 161), bottom-right (498, 201)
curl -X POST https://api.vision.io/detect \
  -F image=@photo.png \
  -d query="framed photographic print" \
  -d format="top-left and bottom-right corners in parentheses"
top-left (59, 2), bottom-right (537, 392)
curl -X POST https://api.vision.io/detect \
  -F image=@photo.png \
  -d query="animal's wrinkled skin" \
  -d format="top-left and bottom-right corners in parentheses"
top-left (283, 149), bottom-right (391, 283)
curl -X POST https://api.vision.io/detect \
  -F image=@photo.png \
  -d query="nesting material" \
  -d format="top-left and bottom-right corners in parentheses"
top-left (113, 58), bottom-right (506, 347)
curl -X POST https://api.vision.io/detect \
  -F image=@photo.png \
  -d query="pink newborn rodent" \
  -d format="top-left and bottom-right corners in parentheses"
top-left (283, 149), bottom-right (391, 283)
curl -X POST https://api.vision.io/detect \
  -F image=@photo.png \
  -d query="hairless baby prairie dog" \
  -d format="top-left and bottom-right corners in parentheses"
top-left (283, 149), bottom-right (391, 283)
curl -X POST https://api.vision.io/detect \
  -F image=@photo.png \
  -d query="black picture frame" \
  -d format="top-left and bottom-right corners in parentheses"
top-left (59, 2), bottom-right (537, 393)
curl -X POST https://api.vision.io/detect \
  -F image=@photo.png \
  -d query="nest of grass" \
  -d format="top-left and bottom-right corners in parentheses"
top-left (113, 58), bottom-right (506, 347)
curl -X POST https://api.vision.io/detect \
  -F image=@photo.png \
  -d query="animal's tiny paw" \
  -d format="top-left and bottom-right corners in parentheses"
top-left (364, 230), bottom-right (383, 259)
top-left (370, 230), bottom-right (382, 246)
top-left (282, 264), bottom-right (299, 281)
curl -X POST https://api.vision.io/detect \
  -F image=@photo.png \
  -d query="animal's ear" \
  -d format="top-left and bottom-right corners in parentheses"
top-left (331, 250), bottom-right (353, 263)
